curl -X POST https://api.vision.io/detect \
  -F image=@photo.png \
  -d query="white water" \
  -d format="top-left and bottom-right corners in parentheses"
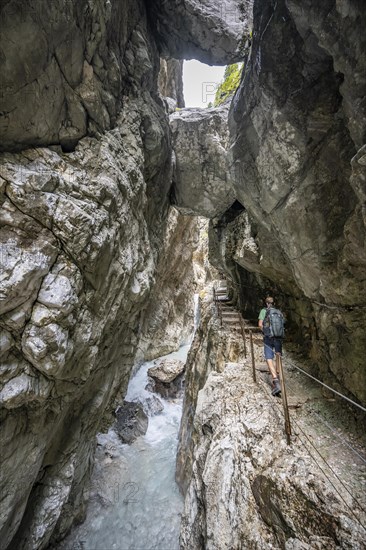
top-left (59, 345), bottom-right (190, 550)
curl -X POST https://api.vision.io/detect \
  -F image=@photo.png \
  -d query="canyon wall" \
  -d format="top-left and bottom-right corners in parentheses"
top-left (0, 1), bottom-right (244, 548)
top-left (226, 0), bottom-right (366, 405)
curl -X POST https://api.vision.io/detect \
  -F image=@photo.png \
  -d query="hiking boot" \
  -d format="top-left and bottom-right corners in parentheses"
top-left (271, 378), bottom-right (281, 396)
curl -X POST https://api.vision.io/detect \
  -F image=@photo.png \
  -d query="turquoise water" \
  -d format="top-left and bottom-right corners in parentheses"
top-left (58, 345), bottom-right (190, 550)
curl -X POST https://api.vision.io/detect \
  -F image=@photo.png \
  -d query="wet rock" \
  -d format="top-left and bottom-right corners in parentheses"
top-left (148, 358), bottom-right (185, 398)
top-left (139, 395), bottom-right (164, 416)
top-left (115, 402), bottom-right (149, 445)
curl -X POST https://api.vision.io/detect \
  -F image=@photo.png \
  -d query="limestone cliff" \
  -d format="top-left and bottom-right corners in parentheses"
top-left (225, 0), bottom-right (366, 405)
top-left (0, 95), bottom-right (171, 549)
top-left (0, 0), bottom-right (245, 547)
top-left (134, 208), bottom-right (200, 363)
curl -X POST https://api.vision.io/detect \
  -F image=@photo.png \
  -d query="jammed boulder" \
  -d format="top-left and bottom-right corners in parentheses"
top-left (115, 401), bottom-right (149, 444)
top-left (148, 358), bottom-right (185, 398)
top-left (170, 103), bottom-right (236, 218)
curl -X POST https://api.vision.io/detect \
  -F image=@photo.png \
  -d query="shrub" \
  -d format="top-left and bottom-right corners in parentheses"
top-left (214, 64), bottom-right (243, 107)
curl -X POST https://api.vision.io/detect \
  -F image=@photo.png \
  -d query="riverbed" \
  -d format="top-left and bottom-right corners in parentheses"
top-left (57, 345), bottom-right (190, 550)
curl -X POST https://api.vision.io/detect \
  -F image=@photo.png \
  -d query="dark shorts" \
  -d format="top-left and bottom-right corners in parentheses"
top-left (263, 336), bottom-right (282, 360)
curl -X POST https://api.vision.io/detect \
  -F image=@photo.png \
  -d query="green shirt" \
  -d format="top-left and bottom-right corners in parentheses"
top-left (258, 308), bottom-right (267, 321)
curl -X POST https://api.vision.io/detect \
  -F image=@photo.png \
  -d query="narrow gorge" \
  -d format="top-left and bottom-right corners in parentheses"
top-left (0, 1), bottom-right (365, 549)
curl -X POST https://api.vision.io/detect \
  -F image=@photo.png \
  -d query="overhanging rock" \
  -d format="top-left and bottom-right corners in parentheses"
top-left (147, 0), bottom-right (253, 64)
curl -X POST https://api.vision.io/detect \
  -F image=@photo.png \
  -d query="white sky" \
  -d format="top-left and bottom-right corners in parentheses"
top-left (183, 60), bottom-right (226, 108)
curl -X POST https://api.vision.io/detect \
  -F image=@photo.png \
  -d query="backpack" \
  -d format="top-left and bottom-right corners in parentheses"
top-left (263, 307), bottom-right (285, 338)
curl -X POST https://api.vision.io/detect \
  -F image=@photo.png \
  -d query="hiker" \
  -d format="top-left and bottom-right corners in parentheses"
top-left (258, 296), bottom-right (284, 396)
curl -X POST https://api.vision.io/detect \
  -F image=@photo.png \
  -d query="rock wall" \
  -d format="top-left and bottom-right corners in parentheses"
top-left (177, 302), bottom-right (366, 549)
top-left (158, 58), bottom-right (185, 108)
top-left (0, 96), bottom-right (171, 549)
top-left (134, 208), bottom-right (200, 363)
top-left (176, 299), bottom-right (245, 493)
top-left (207, 0), bottom-right (366, 405)
top-left (0, 0), bottom-right (158, 152)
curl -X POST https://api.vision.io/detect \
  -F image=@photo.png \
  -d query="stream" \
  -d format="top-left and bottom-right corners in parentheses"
top-left (58, 344), bottom-right (190, 550)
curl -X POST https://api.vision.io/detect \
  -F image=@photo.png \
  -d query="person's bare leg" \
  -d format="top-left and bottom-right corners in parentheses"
top-left (266, 358), bottom-right (278, 380)
top-left (275, 352), bottom-right (281, 376)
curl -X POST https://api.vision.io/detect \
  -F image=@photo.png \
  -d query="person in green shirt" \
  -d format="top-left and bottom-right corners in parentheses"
top-left (258, 296), bottom-right (282, 396)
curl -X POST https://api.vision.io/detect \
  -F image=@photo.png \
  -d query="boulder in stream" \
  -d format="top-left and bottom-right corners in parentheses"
top-left (147, 358), bottom-right (185, 398)
top-left (140, 395), bottom-right (164, 416)
top-left (115, 401), bottom-right (148, 444)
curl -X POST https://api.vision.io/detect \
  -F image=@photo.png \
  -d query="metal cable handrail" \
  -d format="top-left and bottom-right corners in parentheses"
top-left (282, 375), bottom-right (366, 465)
top-left (282, 357), bottom-right (366, 413)
top-left (214, 287), bottom-right (366, 415)
top-left (212, 282), bottom-right (366, 533)
top-left (260, 376), bottom-right (366, 533)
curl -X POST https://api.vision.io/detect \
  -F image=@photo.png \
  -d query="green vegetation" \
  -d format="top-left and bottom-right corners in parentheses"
top-left (214, 63), bottom-right (243, 107)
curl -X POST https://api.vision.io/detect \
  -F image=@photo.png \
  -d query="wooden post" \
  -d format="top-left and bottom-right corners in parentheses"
top-left (249, 330), bottom-right (256, 382)
top-left (239, 317), bottom-right (247, 358)
top-left (277, 355), bottom-right (291, 445)
top-left (213, 287), bottom-right (218, 318)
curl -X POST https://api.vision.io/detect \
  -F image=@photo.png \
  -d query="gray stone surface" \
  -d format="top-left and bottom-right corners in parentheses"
top-left (147, 0), bottom-right (253, 64)
top-left (0, 0), bottom-right (153, 151)
top-left (139, 394), bottom-right (164, 416)
top-left (218, 0), bottom-right (366, 405)
top-left (158, 58), bottom-right (185, 108)
top-left (148, 358), bottom-right (185, 384)
top-left (170, 103), bottom-right (236, 218)
top-left (134, 209), bottom-right (200, 363)
top-left (0, 92), bottom-right (169, 547)
top-left (115, 401), bottom-right (148, 444)
top-left (177, 302), bottom-right (366, 549)
top-left (147, 358), bottom-right (186, 398)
